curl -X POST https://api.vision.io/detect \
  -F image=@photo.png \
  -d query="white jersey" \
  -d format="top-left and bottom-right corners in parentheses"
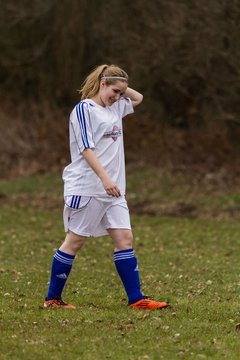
top-left (62, 97), bottom-right (134, 197)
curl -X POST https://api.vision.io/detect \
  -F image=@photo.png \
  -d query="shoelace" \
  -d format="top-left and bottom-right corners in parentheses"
top-left (55, 297), bottom-right (68, 306)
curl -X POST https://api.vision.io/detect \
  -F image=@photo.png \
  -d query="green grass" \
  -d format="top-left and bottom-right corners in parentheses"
top-left (0, 167), bottom-right (240, 360)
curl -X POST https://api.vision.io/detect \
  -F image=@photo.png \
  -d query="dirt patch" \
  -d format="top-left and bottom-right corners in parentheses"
top-left (124, 115), bottom-right (240, 188)
top-left (129, 201), bottom-right (240, 220)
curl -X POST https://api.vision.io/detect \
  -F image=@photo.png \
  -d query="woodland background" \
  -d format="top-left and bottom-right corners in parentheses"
top-left (0, 0), bottom-right (240, 182)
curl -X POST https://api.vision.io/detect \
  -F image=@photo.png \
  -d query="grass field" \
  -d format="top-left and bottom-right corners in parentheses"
top-left (0, 166), bottom-right (240, 360)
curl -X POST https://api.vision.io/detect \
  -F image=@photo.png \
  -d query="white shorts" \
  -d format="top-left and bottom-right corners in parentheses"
top-left (63, 195), bottom-right (131, 237)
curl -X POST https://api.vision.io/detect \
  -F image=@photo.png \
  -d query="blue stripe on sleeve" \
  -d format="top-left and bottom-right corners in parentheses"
top-left (76, 102), bottom-right (91, 149)
top-left (80, 102), bottom-right (90, 148)
top-left (76, 104), bottom-right (86, 148)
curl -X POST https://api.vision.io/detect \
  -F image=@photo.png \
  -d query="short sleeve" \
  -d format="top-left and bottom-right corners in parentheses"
top-left (113, 97), bottom-right (134, 118)
top-left (70, 102), bottom-right (95, 153)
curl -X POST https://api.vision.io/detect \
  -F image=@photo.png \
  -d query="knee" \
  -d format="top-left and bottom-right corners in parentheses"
top-left (116, 231), bottom-right (133, 251)
top-left (125, 231), bottom-right (133, 247)
top-left (60, 231), bottom-right (86, 255)
top-left (70, 240), bottom-right (83, 253)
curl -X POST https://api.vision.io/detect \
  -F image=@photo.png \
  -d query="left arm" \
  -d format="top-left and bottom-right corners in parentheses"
top-left (124, 87), bottom-right (143, 108)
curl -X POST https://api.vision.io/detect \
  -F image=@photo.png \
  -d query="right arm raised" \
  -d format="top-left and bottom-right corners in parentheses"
top-left (82, 148), bottom-right (121, 197)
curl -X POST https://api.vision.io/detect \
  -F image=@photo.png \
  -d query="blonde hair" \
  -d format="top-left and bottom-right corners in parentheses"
top-left (79, 64), bottom-right (128, 100)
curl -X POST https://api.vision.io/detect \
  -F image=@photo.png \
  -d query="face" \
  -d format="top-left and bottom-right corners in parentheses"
top-left (99, 80), bottom-right (128, 106)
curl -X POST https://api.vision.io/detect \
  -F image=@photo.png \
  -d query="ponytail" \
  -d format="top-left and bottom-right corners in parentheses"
top-left (79, 64), bottom-right (128, 100)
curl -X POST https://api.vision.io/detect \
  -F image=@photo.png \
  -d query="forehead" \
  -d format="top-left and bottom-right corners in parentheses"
top-left (110, 80), bottom-right (128, 91)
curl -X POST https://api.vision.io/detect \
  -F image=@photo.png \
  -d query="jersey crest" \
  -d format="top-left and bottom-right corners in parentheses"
top-left (103, 125), bottom-right (122, 142)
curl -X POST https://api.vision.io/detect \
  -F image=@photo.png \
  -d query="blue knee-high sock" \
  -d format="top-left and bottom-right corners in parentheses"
top-left (46, 249), bottom-right (75, 300)
top-left (114, 248), bottom-right (143, 304)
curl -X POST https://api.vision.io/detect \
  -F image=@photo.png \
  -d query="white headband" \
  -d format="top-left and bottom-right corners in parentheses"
top-left (101, 76), bottom-right (128, 82)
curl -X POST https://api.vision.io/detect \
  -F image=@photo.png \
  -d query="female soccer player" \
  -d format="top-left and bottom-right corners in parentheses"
top-left (44, 64), bottom-right (169, 310)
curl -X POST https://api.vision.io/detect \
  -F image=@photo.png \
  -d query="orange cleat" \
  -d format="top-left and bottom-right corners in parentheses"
top-left (44, 297), bottom-right (76, 309)
top-left (130, 296), bottom-right (170, 310)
